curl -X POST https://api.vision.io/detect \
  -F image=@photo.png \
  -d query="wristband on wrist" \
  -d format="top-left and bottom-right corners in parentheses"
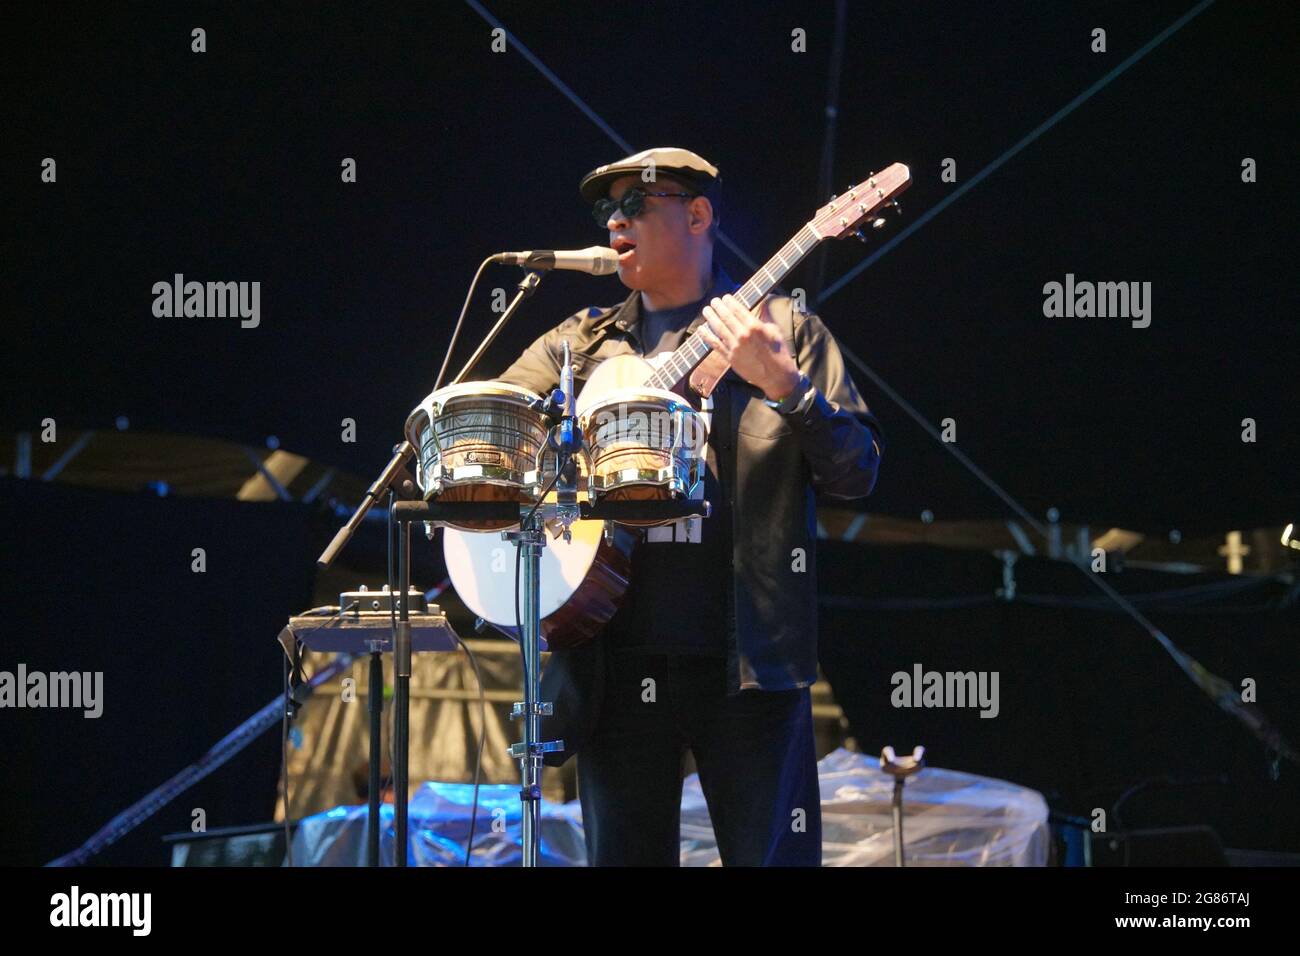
top-left (763, 372), bottom-right (814, 415)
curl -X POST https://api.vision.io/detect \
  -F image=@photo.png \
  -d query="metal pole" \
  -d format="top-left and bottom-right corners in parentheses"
top-left (394, 520), bottom-right (412, 867)
top-left (367, 647), bottom-right (382, 867)
top-left (504, 506), bottom-right (564, 867)
top-left (519, 516), bottom-right (544, 867)
top-left (892, 779), bottom-right (905, 867)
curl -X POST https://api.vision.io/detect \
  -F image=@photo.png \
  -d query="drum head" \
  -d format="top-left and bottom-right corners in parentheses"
top-left (404, 380), bottom-right (544, 440)
top-left (404, 380), bottom-right (550, 530)
top-left (578, 387), bottom-right (708, 453)
top-left (577, 386), bottom-right (699, 420)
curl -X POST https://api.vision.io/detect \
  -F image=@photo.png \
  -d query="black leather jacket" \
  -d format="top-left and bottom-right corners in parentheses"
top-left (493, 265), bottom-right (883, 764)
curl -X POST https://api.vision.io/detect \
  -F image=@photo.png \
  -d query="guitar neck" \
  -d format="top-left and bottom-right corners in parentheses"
top-left (643, 224), bottom-right (822, 392)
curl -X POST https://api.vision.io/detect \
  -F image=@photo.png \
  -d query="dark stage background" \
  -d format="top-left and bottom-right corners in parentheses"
top-left (4, 2), bottom-right (1297, 864)
top-left (0, 478), bottom-right (317, 866)
top-left (818, 542), bottom-right (1300, 853)
top-left (8, 0), bottom-right (1296, 530)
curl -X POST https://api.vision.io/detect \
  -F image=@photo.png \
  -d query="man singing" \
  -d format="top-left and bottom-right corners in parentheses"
top-left (495, 147), bottom-right (883, 866)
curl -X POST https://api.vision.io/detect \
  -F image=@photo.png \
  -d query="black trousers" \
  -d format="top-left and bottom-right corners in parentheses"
top-left (576, 650), bottom-right (822, 866)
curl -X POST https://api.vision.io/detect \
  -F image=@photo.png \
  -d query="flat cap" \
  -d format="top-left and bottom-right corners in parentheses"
top-left (579, 146), bottom-right (719, 203)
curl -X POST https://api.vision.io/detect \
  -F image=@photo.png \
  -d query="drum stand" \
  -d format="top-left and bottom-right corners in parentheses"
top-left (391, 492), bottom-right (708, 865)
top-left (499, 342), bottom-right (582, 867)
top-left (501, 510), bottom-right (564, 866)
top-left (389, 470), bottom-right (575, 866)
top-left (390, 340), bottom-right (583, 868)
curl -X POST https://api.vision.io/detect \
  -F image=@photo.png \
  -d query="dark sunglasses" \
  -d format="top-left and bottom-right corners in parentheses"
top-left (592, 186), bottom-right (697, 226)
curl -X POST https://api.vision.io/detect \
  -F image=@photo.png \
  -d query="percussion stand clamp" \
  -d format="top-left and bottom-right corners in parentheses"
top-left (546, 339), bottom-right (585, 541)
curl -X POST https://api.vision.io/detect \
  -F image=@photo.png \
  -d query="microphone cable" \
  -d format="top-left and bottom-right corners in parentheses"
top-left (433, 255), bottom-right (497, 392)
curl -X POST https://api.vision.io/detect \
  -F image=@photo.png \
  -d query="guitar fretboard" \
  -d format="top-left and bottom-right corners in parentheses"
top-left (643, 223), bottom-right (822, 392)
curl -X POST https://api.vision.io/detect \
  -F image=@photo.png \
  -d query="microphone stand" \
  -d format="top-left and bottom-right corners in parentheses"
top-left (315, 442), bottom-right (414, 867)
top-left (450, 270), bottom-right (543, 386)
top-left (318, 443), bottom-right (415, 571)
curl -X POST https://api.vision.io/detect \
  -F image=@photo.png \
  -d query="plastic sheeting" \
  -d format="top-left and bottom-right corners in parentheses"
top-left (289, 782), bottom-right (587, 867)
top-left (289, 748), bottom-right (1049, 866)
top-left (683, 748), bottom-right (1050, 866)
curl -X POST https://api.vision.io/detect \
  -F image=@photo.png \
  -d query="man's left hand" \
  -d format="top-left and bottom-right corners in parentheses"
top-left (699, 294), bottom-right (802, 401)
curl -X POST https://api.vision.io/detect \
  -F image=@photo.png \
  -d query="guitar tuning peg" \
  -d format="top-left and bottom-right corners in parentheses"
top-left (829, 193), bottom-right (838, 201)
top-left (872, 217), bottom-right (887, 229)
top-left (892, 202), bottom-right (902, 216)
top-left (853, 228), bottom-right (869, 243)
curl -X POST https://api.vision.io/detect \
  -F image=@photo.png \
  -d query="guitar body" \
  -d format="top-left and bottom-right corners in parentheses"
top-left (442, 493), bottom-right (638, 650)
top-left (575, 352), bottom-right (658, 415)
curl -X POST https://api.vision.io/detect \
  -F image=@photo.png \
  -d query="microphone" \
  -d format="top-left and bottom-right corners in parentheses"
top-left (559, 340), bottom-right (576, 449)
top-left (493, 246), bottom-right (619, 275)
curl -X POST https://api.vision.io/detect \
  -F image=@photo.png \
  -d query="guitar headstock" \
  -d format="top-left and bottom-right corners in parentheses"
top-left (809, 163), bottom-right (912, 240)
